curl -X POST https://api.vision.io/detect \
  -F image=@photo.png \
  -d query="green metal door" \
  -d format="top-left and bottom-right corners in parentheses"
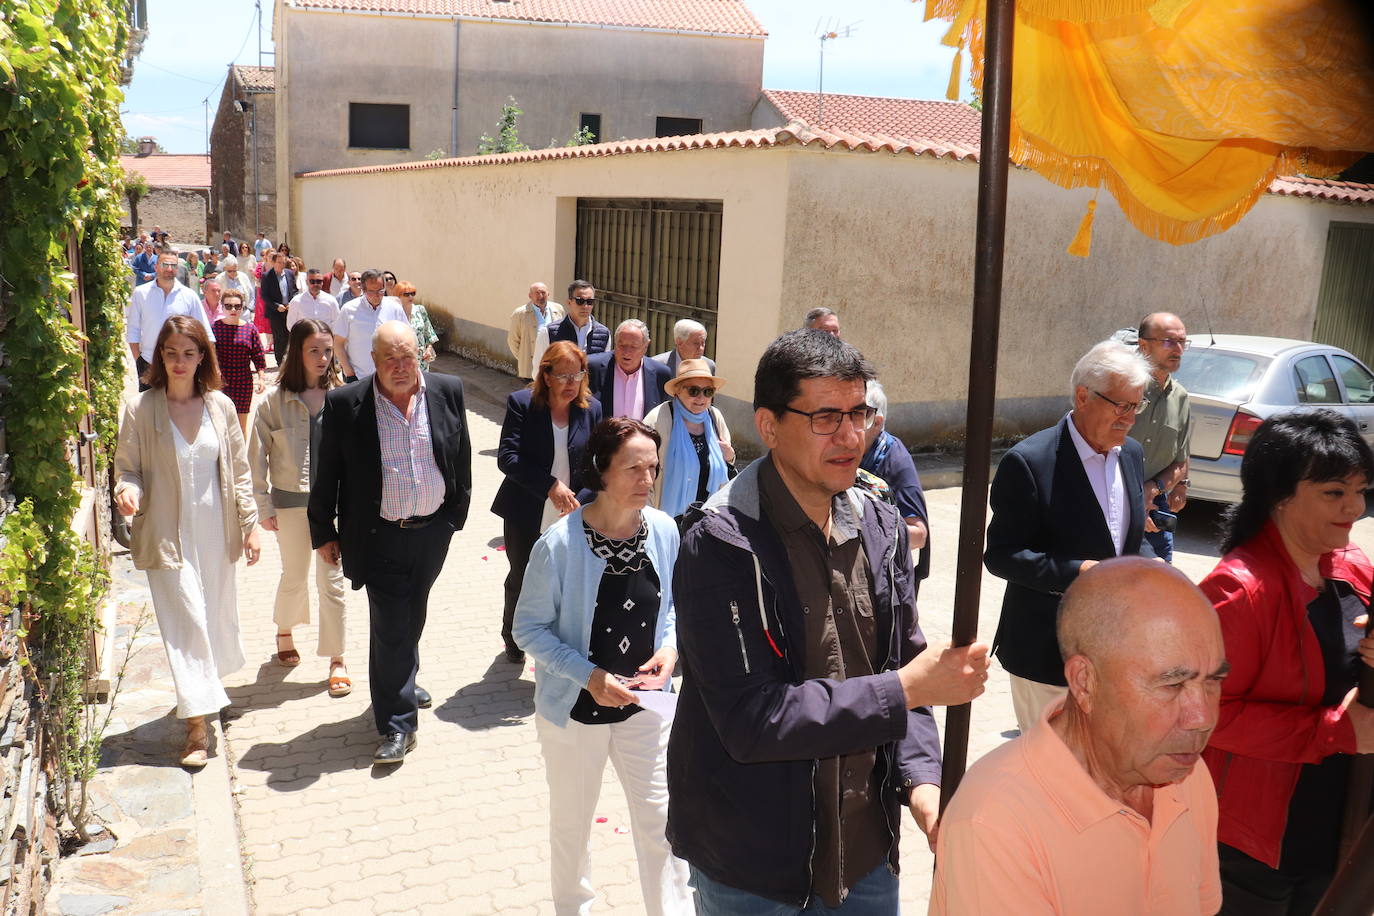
top-left (1313, 221), bottom-right (1374, 367)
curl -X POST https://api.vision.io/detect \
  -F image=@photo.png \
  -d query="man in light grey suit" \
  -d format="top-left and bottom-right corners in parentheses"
top-left (651, 318), bottom-right (715, 375)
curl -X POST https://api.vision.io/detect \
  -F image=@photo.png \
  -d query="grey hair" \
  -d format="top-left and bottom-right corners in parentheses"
top-left (615, 318), bottom-right (650, 345)
top-left (1069, 340), bottom-right (1151, 402)
top-left (221, 255), bottom-right (238, 269)
top-left (673, 319), bottom-right (706, 343)
top-left (865, 379), bottom-right (888, 419)
top-left (803, 307), bottom-right (836, 328)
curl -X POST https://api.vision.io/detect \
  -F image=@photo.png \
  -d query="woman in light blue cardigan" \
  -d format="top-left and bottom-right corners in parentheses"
top-left (513, 417), bottom-right (691, 916)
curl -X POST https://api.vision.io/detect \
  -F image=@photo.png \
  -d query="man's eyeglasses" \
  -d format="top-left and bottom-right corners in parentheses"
top-left (545, 370), bottom-right (587, 383)
top-left (573, 297), bottom-right (595, 306)
top-left (682, 386), bottom-right (716, 399)
top-left (1092, 390), bottom-right (1149, 416)
top-left (783, 405), bottom-right (877, 435)
top-left (1139, 336), bottom-right (1190, 350)
top-left (307, 278), bottom-right (324, 285)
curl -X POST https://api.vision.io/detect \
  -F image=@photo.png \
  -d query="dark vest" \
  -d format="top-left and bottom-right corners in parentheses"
top-left (549, 316), bottom-right (610, 354)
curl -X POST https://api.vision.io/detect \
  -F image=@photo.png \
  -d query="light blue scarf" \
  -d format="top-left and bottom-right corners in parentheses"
top-left (660, 402), bottom-right (728, 517)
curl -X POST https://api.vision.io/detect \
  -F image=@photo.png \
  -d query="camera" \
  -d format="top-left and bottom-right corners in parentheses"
top-left (1149, 508), bottom-right (1178, 533)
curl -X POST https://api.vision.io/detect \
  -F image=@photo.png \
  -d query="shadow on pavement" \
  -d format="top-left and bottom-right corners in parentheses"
top-left (101, 712), bottom-right (207, 770)
top-left (236, 709), bottom-right (378, 791)
top-left (224, 660), bottom-right (331, 716)
top-left (1173, 499), bottom-right (1226, 560)
top-left (434, 655), bottom-right (534, 731)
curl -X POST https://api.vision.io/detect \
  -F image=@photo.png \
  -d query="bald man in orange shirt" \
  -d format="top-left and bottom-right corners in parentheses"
top-left (931, 557), bottom-right (1229, 915)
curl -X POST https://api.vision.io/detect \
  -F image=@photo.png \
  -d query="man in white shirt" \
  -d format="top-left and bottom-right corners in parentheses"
top-left (507, 281), bottom-right (564, 381)
top-left (287, 268), bottom-right (341, 330)
top-left (126, 249), bottom-right (212, 391)
top-left (984, 340), bottom-right (1157, 733)
top-left (334, 268), bottom-right (407, 381)
top-left (326, 258), bottom-right (348, 298)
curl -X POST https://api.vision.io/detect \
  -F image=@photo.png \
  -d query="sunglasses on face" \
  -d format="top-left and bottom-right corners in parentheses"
top-left (308, 278), bottom-right (324, 285)
top-left (222, 303), bottom-right (244, 311)
top-left (573, 297), bottom-right (595, 306)
top-left (682, 385), bottom-right (716, 398)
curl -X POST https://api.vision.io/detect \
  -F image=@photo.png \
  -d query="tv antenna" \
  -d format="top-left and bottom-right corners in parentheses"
top-left (815, 19), bottom-right (860, 127)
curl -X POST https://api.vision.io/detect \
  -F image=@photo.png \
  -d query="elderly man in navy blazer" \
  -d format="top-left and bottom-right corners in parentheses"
top-left (586, 318), bottom-right (672, 420)
top-left (984, 339), bottom-right (1156, 735)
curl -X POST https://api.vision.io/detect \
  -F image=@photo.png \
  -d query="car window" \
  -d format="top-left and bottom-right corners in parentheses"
top-left (1172, 349), bottom-right (1267, 401)
top-left (1293, 354), bottom-right (1341, 405)
top-left (1332, 354), bottom-right (1374, 404)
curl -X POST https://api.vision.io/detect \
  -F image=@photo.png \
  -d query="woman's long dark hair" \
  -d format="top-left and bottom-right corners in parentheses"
top-left (277, 318), bottom-right (342, 393)
top-left (1219, 408), bottom-right (1374, 554)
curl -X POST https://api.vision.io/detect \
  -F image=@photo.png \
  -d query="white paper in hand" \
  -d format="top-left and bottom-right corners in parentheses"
top-left (632, 688), bottom-right (678, 722)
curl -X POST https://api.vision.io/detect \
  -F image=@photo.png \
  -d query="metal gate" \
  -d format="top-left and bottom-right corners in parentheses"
top-left (575, 198), bottom-right (722, 358)
top-left (1313, 221), bottom-right (1374, 368)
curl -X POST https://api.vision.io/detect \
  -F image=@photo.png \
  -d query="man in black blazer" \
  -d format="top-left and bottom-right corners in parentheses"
top-left (586, 318), bottom-right (672, 420)
top-left (309, 321), bottom-right (472, 764)
top-left (984, 340), bottom-right (1156, 734)
top-left (259, 251), bottom-right (298, 366)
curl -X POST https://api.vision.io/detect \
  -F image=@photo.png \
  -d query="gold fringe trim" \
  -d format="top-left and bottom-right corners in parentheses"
top-left (946, 50), bottom-right (963, 101)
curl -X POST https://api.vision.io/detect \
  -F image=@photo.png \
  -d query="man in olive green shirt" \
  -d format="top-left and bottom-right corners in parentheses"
top-left (1131, 312), bottom-right (1191, 562)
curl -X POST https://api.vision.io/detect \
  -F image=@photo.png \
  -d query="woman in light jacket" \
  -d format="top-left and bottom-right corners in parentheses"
top-left (114, 315), bottom-right (260, 767)
top-left (642, 358), bottom-right (735, 519)
top-left (513, 417), bottom-right (691, 916)
top-left (249, 318), bottom-right (350, 694)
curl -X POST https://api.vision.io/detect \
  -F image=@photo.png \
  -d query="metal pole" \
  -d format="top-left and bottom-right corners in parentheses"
top-left (939, 0), bottom-right (1017, 812)
top-left (251, 98), bottom-right (259, 233)
top-left (451, 19), bottom-right (461, 157)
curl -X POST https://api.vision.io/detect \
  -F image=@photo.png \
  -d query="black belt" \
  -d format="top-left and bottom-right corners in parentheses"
top-left (381, 510), bottom-right (440, 529)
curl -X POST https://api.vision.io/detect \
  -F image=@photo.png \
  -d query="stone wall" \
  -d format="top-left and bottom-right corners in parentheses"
top-left (211, 81), bottom-right (277, 243)
top-left (119, 187), bottom-right (209, 245)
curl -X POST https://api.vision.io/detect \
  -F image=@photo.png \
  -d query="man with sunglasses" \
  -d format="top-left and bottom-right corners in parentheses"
top-left (586, 319), bottom-right (671, 421)
top-left (338, 271), bottom-right (363, 306)
top-left (668, 330), bottom-right (990, 913)
top-left (286, 267), bottom-right (341, 330)
top-left (531, 279), bottom-right (610, 369)
top-left (985, 339), bottom-right (1158, 735)
top-left (1131, 312), bottom-right (1192, 563)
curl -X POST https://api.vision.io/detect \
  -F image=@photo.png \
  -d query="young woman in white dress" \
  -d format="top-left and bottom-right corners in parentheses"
top-left (115, 315), bottom-right (261, 766)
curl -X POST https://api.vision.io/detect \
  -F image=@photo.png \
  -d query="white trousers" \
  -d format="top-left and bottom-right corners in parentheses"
top-left (1009, 674), bottom-right (1068, 735)
top-left (270, 506), bottom-right (347, 657)
top-left (536, 711), bottom-right (692, 916)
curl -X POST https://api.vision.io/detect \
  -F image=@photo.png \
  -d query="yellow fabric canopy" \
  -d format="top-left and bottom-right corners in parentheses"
top-left (925, 0), bottom-right (1374, 247)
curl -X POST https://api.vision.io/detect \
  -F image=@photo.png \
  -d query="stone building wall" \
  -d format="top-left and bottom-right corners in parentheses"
top-left (119, 187), bottom-right (209, 245)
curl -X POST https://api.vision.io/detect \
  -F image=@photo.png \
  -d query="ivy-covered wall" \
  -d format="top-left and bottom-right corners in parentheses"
top-left (0, 0), bottom-right (133, 873)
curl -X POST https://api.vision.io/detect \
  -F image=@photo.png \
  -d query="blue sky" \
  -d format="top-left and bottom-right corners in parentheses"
top-left (120, 0), bottom-right (959, 154)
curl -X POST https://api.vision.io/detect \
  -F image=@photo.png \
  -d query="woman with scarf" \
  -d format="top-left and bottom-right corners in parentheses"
top-left (642, 359), bottom-right (735, 520)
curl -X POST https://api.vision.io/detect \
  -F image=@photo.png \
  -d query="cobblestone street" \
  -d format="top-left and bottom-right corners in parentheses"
top-left (52, 354), bottom-right (1303, 915)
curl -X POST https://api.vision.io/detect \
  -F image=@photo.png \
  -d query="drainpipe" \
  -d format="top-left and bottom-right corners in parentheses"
top-left (250, 96), bottom-right (260, 232)
top-left (451, 19), bottom-right (460, 157)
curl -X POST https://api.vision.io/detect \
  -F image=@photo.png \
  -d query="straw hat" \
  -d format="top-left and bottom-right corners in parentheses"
top-left (664, 358), bottom-right (727, 398)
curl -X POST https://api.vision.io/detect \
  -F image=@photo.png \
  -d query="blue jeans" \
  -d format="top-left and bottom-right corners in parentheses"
top-left (690, 863), bottom-right (898, 916)
top-left (1144, 490), bottom-right (1174, 563)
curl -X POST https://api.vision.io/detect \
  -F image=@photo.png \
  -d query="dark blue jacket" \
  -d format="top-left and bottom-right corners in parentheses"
top-left (586, 352), bottom-right (672, 418)
top-left (861, 431), bottom-right (930, 582)
top-left (667, 457), bottom-right (940, 906)
top-left (984, 414), bottom-right (1154, 685)
top-left (547, 315), bottom-right (610, 354)
top-left (490, 388), bottom-right (602, 535)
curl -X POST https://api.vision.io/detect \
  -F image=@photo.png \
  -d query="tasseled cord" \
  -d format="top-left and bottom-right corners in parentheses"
top-left (1067, 198), bottom-right (1097, 258)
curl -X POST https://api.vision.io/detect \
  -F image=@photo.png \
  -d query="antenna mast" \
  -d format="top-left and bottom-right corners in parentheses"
top-left (815, 19), bottom-right (860, 127)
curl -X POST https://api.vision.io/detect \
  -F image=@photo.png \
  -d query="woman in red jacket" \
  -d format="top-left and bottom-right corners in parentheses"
top-left (1200, 409), bottom-right (1374, 914)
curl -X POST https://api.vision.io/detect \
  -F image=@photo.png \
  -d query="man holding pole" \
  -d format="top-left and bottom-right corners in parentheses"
top-left (668, 330), bottom-right (989, 913)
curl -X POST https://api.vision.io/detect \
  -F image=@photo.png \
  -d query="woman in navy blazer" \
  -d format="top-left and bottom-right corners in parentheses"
top-left (492, 341), bottom-right (603, 662)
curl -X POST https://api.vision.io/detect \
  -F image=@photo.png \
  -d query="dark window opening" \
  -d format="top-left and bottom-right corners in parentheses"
top-left (349, 103), bottom-right (410, 149)
top-left (655, 116), bottom-right (702, 138)
top-left (579, 113), bottom-right (601, 143)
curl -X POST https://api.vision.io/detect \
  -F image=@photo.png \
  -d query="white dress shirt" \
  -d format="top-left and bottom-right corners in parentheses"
top-left (1066, 413), bottom-right (1127, 556)
top-left (287, 289), bottom-right (341, 330)
top-left (336, 296), bottom-right (407, 377)
top-left (531, 318), bottom-right (591, 370)
top-left (327, 273), bottom-right (347, 297)
top-left (126, 280), bottom-right (212, 350)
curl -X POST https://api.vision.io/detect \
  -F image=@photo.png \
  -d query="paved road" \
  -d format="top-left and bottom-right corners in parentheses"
top-left (53, 353), bottom-right (1349, 915)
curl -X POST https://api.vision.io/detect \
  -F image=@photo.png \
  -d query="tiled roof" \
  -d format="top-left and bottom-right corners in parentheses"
top-left (298, 121), bottom-right (980, 178)
top-left (233, 65), bottom-right (275, 92)
top-left (286, 0), bottom-right (766, 36)
top-left (761, 89), bottom-right (982, 151)
top-left (120, 154), bottom-right (212, 188)
top-left (1268, 175), bottom-right (1374, 204)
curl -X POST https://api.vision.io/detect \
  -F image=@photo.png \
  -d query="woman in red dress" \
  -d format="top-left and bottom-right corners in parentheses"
top-left (212, 289), bottom-right (267, 433)
top-left (253, 247), bottom-right (274, 352)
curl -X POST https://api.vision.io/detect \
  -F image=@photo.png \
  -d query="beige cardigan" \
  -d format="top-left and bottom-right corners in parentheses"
top-left (642, 400), bottom-right (732, 510)
top-left (507, 300), bottom-right (566, 378)
top-left (247, 386), bottom-right (313, 520)
top-left (114, 389), bottom-right (257, 571)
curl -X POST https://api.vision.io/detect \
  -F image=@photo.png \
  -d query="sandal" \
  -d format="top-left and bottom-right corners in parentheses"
top-left (275, 632), bottom-right (300, 667)
top-left (328, 660), bottom-right (352, 698)
top-left (181, 718), bottom-right (210, 768)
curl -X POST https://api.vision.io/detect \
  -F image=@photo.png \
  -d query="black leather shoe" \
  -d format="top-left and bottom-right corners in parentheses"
top-left (504, 646), bottom-right (526, 664)
top-left (373, 732), bottom-right (416, 764)
top-left (415, 686), bottom-right (432, 709)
